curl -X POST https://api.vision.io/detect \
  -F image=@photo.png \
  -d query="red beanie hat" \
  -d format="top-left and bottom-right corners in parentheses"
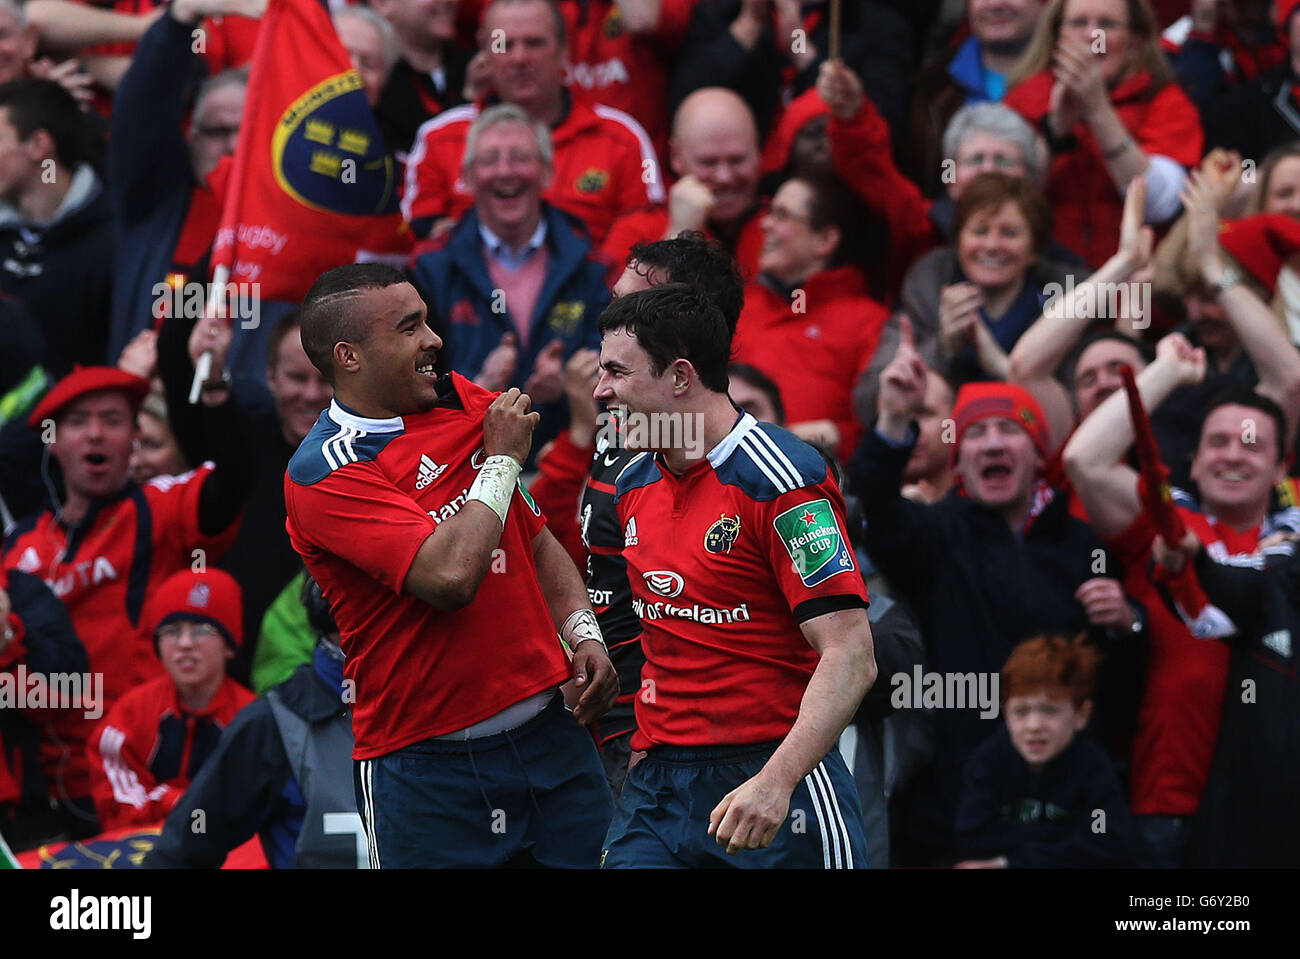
top-left (950, 382), bottom-right (1050, 464)
top-left (143, 569), bottom-right (243, 651)
top-left (27, 366), bottom-right (150, 430)
top-left (760, 87), bottom-right (830, 177)
top-left (1217, 213), bottom-right (1300, 296)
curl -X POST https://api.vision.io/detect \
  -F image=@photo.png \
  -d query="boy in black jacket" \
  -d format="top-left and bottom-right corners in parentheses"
top-left (955, 635), bottom-right (1136, 868)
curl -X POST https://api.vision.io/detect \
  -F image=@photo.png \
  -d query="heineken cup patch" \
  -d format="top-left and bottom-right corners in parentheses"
top-left (773, 498), bottom-right (855, 587)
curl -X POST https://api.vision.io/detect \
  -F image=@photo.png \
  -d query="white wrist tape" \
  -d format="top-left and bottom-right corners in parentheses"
top-left (467, 454), bottom-right (521, 526)
top-left (561, 608), bottom-right (606, 651)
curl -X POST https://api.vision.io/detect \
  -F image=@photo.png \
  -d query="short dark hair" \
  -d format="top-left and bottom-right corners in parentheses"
top-left (1068, 330), bottom-right (1155, 387)
top-left (267, 309), bottom-right (302, 373)
top-left (598, 282), bottom-right (731, 393)
top-left (299, 263), bottom-right (408, 384)
top-left (1200, 387), bottom-right (1288, 463)
top-left (626, 231), bottom-right (745, 333)
top-left (727, 362), bottom-right (785, 425)
top-left (0, 78), bottom-right (87, 169)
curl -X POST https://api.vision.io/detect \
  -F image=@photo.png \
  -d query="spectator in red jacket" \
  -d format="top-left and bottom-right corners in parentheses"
top-left (88, 569), bottom-right (254, 832)
top-left (731, 173), bottom-right (888, 461)
top-left (558, 0), bottom-right (695, 158)
top-left (600, 86), bottom-right (763, 280)
top-left (402, 0), bottom-right (663, 245)
top-left (1004, 0), bottom-right (1202, 267)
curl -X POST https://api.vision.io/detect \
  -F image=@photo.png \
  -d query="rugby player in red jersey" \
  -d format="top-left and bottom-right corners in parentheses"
top-left (593, 282), bottom-right (877, 867)
top-left (285, 263), bottom-right (617, 868)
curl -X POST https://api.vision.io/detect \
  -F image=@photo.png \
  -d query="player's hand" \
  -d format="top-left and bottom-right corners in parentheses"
top-left (1074, 577), bottom-right (1135, 632)
top-left (708, 772), bottom-right (790, 854)
top-left (954, 856), bottom-right (1009, 868)
top-left (523, 338), bottom-right (566, 406)
top-left (667, 175), bottom-right (715, 234)
top-left (569, 640), bottom-right (618, 725)
top-left (483, 387), bottom-right (540, 465)
top-left (475, 332), bottom-right (517, 392)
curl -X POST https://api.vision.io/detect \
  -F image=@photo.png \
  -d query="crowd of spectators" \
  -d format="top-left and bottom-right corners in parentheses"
top-left (2, 0), bottom-right (1299, 868)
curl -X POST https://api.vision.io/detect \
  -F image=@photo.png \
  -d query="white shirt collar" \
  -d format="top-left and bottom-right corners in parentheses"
top-left (478, 218), bottom-right (547, 262)
top-left (328, 398), bottom-right (405, 434)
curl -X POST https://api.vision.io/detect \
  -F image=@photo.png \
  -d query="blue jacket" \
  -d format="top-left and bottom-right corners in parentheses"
top-left (411, 204), bottom-right (610, 458)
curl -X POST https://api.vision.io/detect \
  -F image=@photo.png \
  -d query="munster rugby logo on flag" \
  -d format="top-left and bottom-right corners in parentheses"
top-left (772, 499), bottom-right (854, 587)
top-left (272, 73), bottom-right (397, 216)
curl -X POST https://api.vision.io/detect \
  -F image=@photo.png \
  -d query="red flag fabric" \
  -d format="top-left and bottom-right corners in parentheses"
top-left (14, 824), bottom-right (268, 869)
top-left (211, 0), bottom-right (411, 302)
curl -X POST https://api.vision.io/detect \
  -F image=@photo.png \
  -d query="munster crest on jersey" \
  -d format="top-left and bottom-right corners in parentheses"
top-left (704, 513), bottom-right (741, 554)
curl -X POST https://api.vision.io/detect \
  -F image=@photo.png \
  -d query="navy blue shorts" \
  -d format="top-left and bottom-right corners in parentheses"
top-left (601, 741), bottom-right (869, 868)
top-left (354, 692), bottom-right (613, 868)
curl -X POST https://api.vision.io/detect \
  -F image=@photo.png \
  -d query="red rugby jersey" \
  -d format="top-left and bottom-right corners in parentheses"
top-left (614, 413), bottom-right (868, 750)
top-left (284, 374), bottom-right (570, 759)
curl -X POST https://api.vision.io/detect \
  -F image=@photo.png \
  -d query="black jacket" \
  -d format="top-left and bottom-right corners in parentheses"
top-left (1183, 543), bottom-right (1300, 867)
top-left (0, 165), bottom-right (114, 376)
top-left (850, 424), bottom-right (1119, 862)
top-left (1202, 62), bottom-right (1300, 163)
top-left (668, 0), bottom-right (912, 142)
top-left (955, 725), bottom-right (1136, 867)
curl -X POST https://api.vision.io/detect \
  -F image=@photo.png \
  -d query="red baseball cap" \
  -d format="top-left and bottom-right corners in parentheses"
top-left (143, 569), bottom-right (244, 651)
top-left (27, 366), bottom-right (151, 430)
top-left (950, 382), bottom-right (1050, 464)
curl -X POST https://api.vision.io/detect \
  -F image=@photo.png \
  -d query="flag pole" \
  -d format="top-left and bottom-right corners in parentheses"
top-left (828, 0), bottom-right (841, 61)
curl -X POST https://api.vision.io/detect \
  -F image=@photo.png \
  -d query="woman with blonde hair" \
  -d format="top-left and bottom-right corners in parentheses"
top-left (1004, 0), bottom-right (1202, 267)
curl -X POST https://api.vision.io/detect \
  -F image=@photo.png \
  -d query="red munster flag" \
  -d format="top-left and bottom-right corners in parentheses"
top-left (210, 0), bottom-right (410, 302)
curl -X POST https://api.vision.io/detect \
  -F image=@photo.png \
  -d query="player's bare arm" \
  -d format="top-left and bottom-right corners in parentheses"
top-left (403, 388), bottom-right (540, 610)
top-left (531, 526), bottom-right (619, 725)
top-left (708, 607), bottom-right (876, 854)
top-left (1062, 333), bottom-right (1206, 540)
